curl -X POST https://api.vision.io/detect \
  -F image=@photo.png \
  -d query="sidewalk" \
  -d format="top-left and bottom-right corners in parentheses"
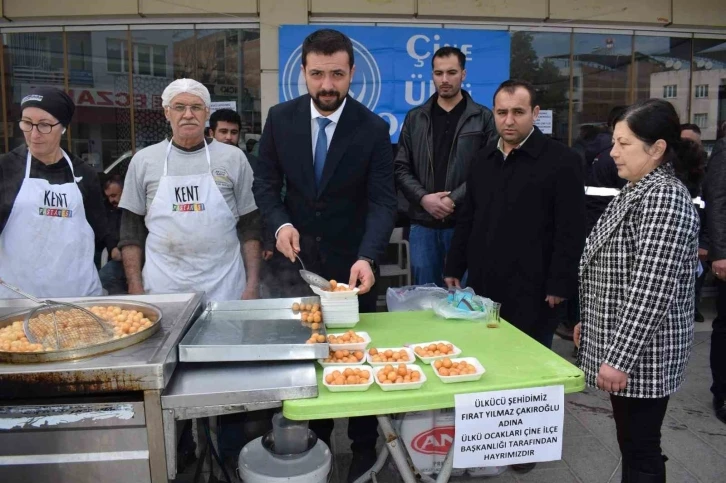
top-left (328, 298), bottom-right (726, 483)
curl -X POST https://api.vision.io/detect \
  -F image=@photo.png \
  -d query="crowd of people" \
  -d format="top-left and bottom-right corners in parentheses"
top-left (0, 27), bottom-right (724, 483)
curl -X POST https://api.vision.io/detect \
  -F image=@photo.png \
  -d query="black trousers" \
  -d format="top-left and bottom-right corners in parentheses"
top-left (266, 248), bottom-right (380, 451)
top-left (711, 278), bottom-right (726, 402)
top-left (610, 394), bottom-right (669, 475)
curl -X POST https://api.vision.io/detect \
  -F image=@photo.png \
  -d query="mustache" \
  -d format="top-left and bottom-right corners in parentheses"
top-left (316, 90), bottom-right (341, 98)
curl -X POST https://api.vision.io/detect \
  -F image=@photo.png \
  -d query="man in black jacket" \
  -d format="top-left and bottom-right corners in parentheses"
top-left (444, 80), bottom-right (585, 347)
top-left (707, 121), bottom-right (726, 424)
top-left (252, 29), bottom-right (397, 482)
top-left (584, 106), bottom-right (628, 236)
top-left (394, 47), bottom-right (496, 286)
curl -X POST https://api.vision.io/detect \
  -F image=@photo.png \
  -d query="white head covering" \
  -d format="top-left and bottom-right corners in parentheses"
top-left (161, 78), bottom-right (211, 108)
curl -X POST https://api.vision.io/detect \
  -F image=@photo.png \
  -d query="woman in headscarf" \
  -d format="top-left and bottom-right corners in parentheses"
top-left (0, 86), bottom-right (116, 297)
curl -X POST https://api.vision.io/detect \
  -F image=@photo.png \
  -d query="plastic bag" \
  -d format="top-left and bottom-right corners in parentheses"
top-left (386, 284), bottom-right (448, 312)
top-left (433, 288), bottom-right (501, 325)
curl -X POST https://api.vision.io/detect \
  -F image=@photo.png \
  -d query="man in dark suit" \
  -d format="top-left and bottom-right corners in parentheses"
top-left (252, 29), bottom-right (397, 482)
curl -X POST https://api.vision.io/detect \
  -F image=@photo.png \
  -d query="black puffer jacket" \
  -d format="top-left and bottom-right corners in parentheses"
top-left (707, 138), bottom-right (726, 260)
top-left (394, 91), bottom-right (496, 226)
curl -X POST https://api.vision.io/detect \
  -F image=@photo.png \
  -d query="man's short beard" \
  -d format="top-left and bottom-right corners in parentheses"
top-left (312, 90), bottom-right (346, 112)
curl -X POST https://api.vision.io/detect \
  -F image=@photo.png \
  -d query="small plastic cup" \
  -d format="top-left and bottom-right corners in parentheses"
top-left (486, 302), bottom-right (501, 328)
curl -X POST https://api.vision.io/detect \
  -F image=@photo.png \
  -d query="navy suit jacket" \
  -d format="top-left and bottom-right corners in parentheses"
top-left (252, 94), bottom-right (396, 280)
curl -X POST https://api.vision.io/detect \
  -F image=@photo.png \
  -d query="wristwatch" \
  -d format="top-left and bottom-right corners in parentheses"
top-left (358, 256), bottom-right (378, 272)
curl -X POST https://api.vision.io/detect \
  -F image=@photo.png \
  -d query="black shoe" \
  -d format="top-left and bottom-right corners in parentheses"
top-left (716, 407), bottom-right (726, 424)
top-left (347, 449), bottom-right (378, 483)
top-left (555, 323), bottom-right (574, 341)
top-left (695, 311), bottom-right (705, 322)
top-left (624, 466), bottom-right (665, 483)
top-left (713, 396), bottom-right (725, 411)
top-left (511, 463), bottom-right (537, 474)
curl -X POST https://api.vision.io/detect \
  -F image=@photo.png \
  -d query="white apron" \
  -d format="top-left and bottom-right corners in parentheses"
top-left (0, 149), bottom-right (102, 298)
top-left (142, 140), bottom-right (245, 302)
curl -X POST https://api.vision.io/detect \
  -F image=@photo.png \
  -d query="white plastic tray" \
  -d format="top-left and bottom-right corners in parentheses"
top-left (323, 318), bottom-right (359, 329)
top-left (366, 347), bottom-right (416, 366)
top-left (311, 284), bottom-right (360, 300)
top-left (322, 365), bottom-right (375, 392)
top-left (431, 357), bottom-right (486, 383)
top-left (410, 340), bottom-right (462, 363)
top-left (373, 364), bottom-right (427, 391)
top-left (317, 354), bottom-right (366, 367)
top-left (321, 302), bottom-right (359, 311)
top-left (327, 331), bottom-right (371, 351)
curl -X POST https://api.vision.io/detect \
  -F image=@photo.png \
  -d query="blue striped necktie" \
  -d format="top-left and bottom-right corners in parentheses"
top-left (314, 117), bottom-right (333, 187)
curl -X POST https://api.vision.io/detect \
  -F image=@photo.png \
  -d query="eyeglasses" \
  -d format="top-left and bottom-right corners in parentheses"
top-left (169, 104), bottom-right (206, 113)
top-left (18, 120), bottom-right (61, 134)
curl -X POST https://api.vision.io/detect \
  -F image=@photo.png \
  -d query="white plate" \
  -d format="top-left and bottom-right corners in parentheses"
top-left (327, 331), bottom-right (371, 351)
top-left (323, 312), bottom-right (360, 321)
top-left (321, 299), bottom-right (360, 312)
top-left (323, 314), bottom-right (360, 322)
top-left (410, 340), bottom-right (462, 363)
top-left (317, 354), bottom-right (366, 367)
top-left (311, 284), bottom-right (360, 299)
top-left (321, 303), bottom-right (359, 312)
top-left (373, 364), bottom-right (427, 391)
top-left (431, 357), bottom-right (486, 383)
top-left (324, 319), bottom-right (359, 329)
top-left (322, 365), bottom-right (375, 392)
top-left (366, 347), bottom-right (416, 366)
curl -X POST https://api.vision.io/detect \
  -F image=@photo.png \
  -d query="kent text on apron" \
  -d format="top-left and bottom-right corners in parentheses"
top-left (142, 140), bottom-right (245, 301)
top-left (0, 148), bottom-right (102, 298)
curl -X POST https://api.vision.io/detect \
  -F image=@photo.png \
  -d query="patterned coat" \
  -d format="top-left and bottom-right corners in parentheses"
top-left (578, 164), bottom-right (699, 398)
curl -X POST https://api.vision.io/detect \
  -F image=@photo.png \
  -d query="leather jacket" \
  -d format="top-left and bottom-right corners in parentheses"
top-left (394, 91), bottom-right (496, 226)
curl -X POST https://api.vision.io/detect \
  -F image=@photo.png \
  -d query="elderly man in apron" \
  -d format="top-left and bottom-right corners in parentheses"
top-left (118, 78), bottom-right (262, 302)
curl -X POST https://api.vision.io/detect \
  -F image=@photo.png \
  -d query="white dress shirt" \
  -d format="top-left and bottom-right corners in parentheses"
top-left (275, 98), bottom-right (348, 238)
top-left (310, 97), bottom-right (346, 161)
top-left (497, 127), bottom-right (535, 159)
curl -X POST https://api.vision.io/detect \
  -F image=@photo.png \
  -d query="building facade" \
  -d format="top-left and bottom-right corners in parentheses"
top-left (1, 0), bottom-right (725, 167)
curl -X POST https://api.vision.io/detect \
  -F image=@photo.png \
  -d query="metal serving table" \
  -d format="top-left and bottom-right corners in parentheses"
top-left (178, 297), bottom-right (327, 362)
top-left (159, 297), bottom-right (326, 480)
top-left (0, 293), bottom-right (204, 483)
top-left (160, 361), bottom-right (318, 480)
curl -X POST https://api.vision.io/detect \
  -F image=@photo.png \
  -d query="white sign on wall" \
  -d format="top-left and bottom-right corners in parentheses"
top-left (535, 110), bottom-right (553, 135)
top-left (453, 385), bottom-right (564, 468)
top-left (210, 101), bottom-right (237, 113)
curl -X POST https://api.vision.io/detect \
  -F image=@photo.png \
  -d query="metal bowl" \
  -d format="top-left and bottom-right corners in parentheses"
top-left (260, 429), bottom-right (319, 460)
top-left (0, 300), bottom-right (163, 364)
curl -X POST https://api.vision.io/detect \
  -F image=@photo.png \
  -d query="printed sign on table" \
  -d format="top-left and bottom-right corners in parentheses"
top-left (454, 385), bottom-right (564, 468)
top-left (279, 25), bottom-right (510, 142)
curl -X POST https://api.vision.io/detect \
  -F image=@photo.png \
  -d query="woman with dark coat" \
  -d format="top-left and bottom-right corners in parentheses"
top-left (574, 99), bottom-right (703, 483)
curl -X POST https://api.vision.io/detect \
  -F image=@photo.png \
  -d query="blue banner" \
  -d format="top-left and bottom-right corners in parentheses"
top-left (279, 25), bottom-right (511, 142)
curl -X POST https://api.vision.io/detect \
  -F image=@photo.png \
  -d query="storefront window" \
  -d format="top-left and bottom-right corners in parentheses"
top-left (3, 31), bottom-right (66, 151)
top-left (196, 28), bottom-right (261, 138)
top-left (509, 30), bottom-right (571, 143)
top-left (131, 28), bottom-right (194, 151)
top-left (691, 37), bottom-right (726, 153)
top-left (634, 35), bottom-right (692, 124)
top-left (66, 31), bottom-right (133, 172)
top-left (1, 27), bottom-right (262, 156)
top-left (571, 33), bottom-right (633, 144)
